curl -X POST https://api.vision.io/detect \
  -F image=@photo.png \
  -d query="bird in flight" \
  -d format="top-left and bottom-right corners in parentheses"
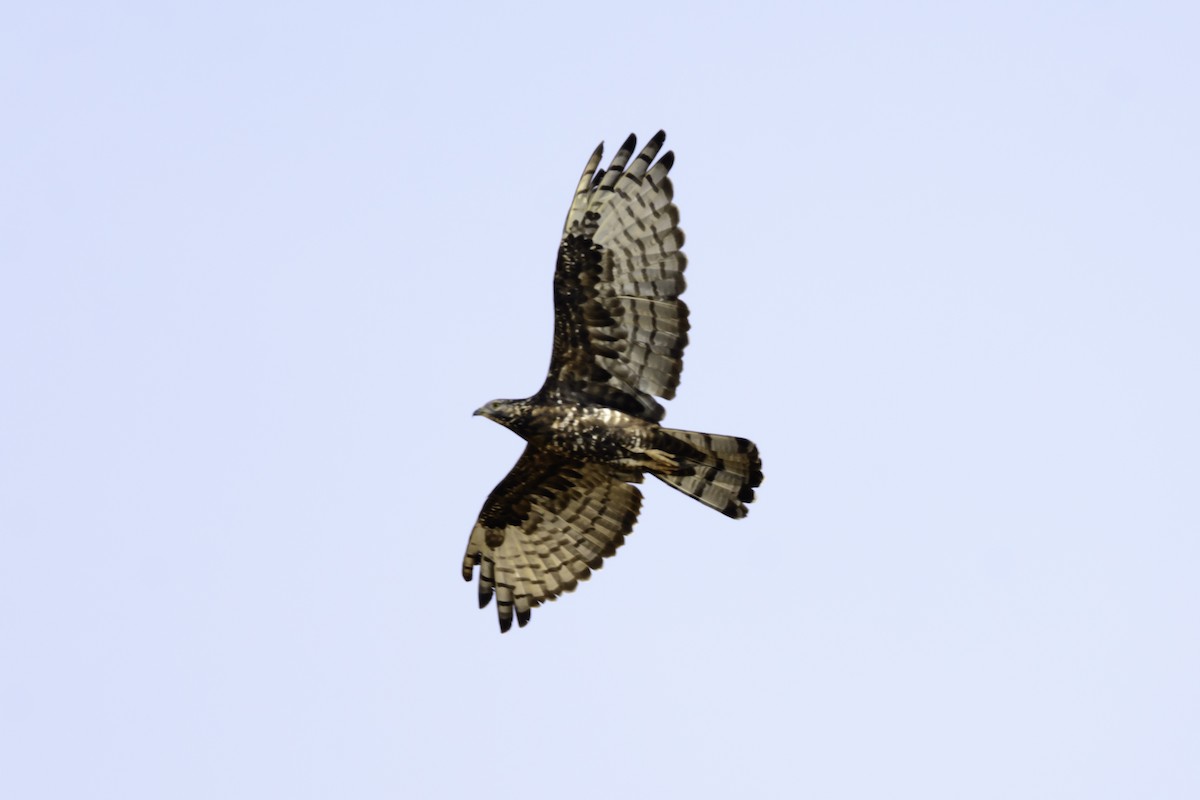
top-left (464, 131), bottom-right (762, 632)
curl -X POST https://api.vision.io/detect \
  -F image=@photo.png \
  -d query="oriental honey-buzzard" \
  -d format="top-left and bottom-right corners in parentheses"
top-left (464, 131), bottom-right (762, 632)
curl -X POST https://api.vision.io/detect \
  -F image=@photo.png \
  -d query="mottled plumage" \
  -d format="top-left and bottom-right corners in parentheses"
top-left (464, 131), bottom-right (762, 632)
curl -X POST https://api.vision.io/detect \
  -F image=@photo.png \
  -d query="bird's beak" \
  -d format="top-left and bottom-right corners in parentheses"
top-left (473, 406), bottom-right (485, 417)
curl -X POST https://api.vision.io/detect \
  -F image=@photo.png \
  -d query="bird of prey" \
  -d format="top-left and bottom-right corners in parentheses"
top-left (464, 131), bottom-right (762, 632)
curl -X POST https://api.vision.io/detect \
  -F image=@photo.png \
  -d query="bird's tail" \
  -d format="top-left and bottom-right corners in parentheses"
top-left (651, 428), bottom-right (762, 518)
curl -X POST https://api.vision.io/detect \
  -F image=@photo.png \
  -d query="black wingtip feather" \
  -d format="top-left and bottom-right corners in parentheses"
top-left (658, 150), bottom-right (675, 172)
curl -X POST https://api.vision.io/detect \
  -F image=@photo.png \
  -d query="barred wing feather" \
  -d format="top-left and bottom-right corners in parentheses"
top-left (462, 445), bottom-right (643, 632)
top-left (539, 131), bottom-right (689, 421)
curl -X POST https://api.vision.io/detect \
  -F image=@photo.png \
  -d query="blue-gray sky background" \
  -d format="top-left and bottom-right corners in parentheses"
top-left (3, 2), bottom-right (1197, 798)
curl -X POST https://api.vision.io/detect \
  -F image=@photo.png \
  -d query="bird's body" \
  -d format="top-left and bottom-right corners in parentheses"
top-left (465, 131), bottom-right (762, 631)
top-left (479, 400), bottom-right (659, 470)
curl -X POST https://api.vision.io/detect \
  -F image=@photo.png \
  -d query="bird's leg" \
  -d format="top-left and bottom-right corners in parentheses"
top-left (642, 448), bottom-right (681, 473)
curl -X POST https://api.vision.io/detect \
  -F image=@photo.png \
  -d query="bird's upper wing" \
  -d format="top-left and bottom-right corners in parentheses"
top-left (462, 445), bottom-right (643, 632)
top-left (537, 131), bottom-right (689, 422)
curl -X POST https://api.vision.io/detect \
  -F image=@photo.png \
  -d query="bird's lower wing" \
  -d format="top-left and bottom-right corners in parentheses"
top-left (462, 445), bottom-right (643, 632)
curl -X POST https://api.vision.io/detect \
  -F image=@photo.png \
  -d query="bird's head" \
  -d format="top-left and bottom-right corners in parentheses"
top-left (473, 398), bottom-right (520, 426)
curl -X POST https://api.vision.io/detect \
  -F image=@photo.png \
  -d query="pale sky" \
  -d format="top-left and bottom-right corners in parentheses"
top-left (3, 3), bottom-right (1198, 798)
